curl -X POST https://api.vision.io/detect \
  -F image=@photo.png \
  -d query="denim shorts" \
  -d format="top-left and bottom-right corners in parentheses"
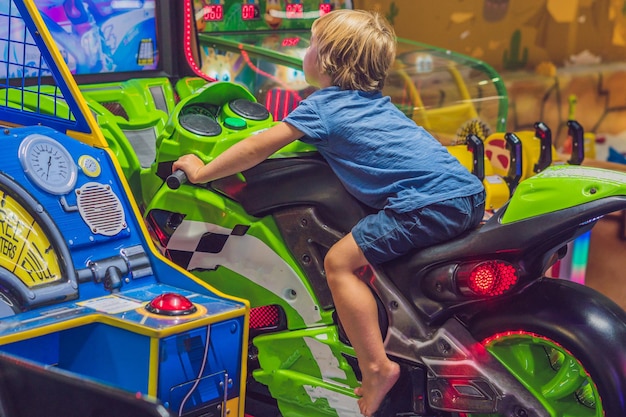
top-left (352, 191), bottom-right (485, 265)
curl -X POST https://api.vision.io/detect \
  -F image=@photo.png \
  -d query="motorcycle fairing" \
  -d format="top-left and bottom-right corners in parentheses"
top-left (145, 181), bottom-right (333, 329)
top-left (164, 218), bottom-right (323, 325)
top-left (503, 164), bottom-right (626, 223)
top-left (253, 325), bottom-right (363, 417)
top-left (212, 155), bottom-right (370, 310)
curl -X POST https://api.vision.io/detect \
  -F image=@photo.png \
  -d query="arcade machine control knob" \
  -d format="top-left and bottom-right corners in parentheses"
top-left (145, 293), bottom-right (198, 316)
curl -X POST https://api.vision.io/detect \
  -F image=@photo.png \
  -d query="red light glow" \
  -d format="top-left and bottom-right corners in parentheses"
top-left (146, 212), bottom-right (170, 248)
top-left (286, 3), bottom-right (304, 18)
top-left (183, 0), bottom-right (214, 80)
top-left (468, 261), bottom-right (518, 296)
top-left (319, 3), bottom-right (333, 16)
top-left (250, 305), bottom-right (281, 329)
top-left (203, 5), bottom-right (223, 21)
top-left (242, 4), bottom-right (260, 20)
top-left (281, 37), bottom-right (301, 47)
top-left (481, 330), bottom-right (572, 356)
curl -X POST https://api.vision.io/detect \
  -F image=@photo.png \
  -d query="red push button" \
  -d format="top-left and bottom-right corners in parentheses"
top-left (145, 293), bottom-right (198, 316)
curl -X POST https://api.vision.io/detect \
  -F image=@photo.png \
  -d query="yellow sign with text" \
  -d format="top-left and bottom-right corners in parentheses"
top-left (0, 189), bottom-right (62, 287)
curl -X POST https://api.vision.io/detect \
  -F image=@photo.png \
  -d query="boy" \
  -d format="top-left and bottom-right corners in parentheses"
top-left (173, 9), bottom-right (485, 417)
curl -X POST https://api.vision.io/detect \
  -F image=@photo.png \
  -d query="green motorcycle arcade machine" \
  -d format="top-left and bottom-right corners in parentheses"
top-left (141, 1), bottom-right (511, 416)
top-left (0, 1), bottom-right (249, 416)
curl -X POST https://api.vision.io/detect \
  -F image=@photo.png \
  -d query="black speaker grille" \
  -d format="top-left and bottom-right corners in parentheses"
top-left (229, 99), bottom-right (270, 121)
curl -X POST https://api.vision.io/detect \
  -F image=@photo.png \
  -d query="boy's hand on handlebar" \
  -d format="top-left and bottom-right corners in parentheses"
top-left (170, 123), bottom-right (303, 185)
top-left (172, 154), bottom-right (204, 184)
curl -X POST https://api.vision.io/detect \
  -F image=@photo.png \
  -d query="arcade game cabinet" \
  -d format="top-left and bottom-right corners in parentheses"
top-left (183, 0), bottom-right (512, 211)
top-left (0, 1), bottom-right (249, 416)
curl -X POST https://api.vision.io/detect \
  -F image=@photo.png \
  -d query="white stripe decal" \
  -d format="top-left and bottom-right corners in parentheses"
top-left (302, 337), bottom-right (360, 416)
top-left (168, 220), bottom-right (322, 324)
top-left (302, 385), bottom-right (360, 416)
top-left (304, 336), bottom-right (347, 381)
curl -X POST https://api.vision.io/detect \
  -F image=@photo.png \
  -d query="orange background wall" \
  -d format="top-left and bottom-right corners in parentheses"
top-left (354, 0), bottom-right (626, 73)
top-left (353, 0), bottom-right (626, 309)
top-left (354, 0), bottom-right (626, 147)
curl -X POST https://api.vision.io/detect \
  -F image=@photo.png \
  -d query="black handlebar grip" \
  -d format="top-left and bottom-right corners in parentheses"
top-left (466, 134), bottom-right (485, 181)
top-left (166, 170), bottom-right (188, 189)
top-left (533, 121), bottom-right (553, 173)
top-left (504, 132), bottom-right (523, 195)
top-left (567, 120), bottom-right (585, 166)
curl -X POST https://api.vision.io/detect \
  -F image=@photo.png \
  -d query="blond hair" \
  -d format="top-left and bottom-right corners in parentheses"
top-left (311, 9), bottom-right (396, 92)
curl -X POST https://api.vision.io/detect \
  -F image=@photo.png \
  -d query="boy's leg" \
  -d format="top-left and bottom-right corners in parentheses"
top-left (324, 233), bottom-right (400, 417)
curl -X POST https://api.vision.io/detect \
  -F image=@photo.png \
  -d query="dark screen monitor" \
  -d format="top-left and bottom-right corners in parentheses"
top-left (0, 352), bottom-right (172, 417)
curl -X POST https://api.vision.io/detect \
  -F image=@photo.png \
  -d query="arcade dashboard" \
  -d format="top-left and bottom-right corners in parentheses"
top-left (0, 122), bottom-right (246, 326)
top-left (0, 124), bottom-right (247, 416)
top-left (179, 96), bottom-right (270, 136)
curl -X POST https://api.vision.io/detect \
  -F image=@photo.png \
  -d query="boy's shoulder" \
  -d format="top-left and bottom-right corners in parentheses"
top-left (307, 87), bottom-right (383, 104)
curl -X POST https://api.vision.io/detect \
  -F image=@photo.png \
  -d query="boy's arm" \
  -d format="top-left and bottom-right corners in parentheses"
top-left (172, 122), bottom-right (303, 184)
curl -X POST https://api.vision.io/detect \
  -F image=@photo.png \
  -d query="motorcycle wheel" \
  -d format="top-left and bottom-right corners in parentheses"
top-left (461, 331), bottom-right (602, 417)
top-left (465, 279), bottom-right (626, 417)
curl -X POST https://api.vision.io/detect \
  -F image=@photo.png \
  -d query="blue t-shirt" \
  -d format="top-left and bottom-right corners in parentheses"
top-left (283, 87), bottom-right (484, 212)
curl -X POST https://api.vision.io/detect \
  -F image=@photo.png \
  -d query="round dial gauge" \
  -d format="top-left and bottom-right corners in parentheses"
top-left (78, 154), bottom-right (101, 178)
top-left (19, 134), bottom-right (78, 195)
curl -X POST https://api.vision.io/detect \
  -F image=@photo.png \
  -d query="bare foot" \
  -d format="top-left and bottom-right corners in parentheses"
top-left (354, 360), bottom-right (400, 417)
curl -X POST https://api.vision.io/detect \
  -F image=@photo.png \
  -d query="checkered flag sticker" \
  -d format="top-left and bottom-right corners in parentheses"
top-left (162, 219), bottom-right (323, 325)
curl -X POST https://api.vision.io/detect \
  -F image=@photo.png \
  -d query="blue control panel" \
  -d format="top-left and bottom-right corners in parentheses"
top-left (0, 125), bottom-right (247, 416)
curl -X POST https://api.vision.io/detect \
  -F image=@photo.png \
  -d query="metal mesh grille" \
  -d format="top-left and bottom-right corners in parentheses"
top-left (249, 305), bottom-right (281, 330)
top-left (0, 1), bottom-right (82, 131)
top-left (76, 182), bottom-right (126, 236)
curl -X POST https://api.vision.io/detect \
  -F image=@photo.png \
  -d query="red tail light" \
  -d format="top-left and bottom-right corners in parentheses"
top-left (458, 260), bottom-right (518, 297)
